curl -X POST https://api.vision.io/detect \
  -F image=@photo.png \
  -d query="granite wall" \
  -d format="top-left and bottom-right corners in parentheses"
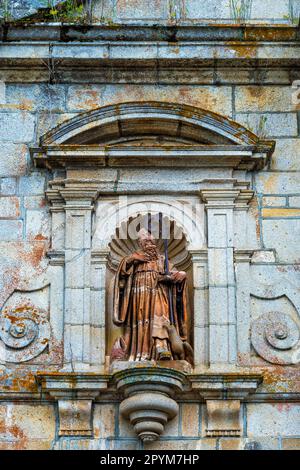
top-left (0, 0), bottom-right (299, 451)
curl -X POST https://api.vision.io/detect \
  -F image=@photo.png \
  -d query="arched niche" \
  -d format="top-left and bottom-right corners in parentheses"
top-left (32, 101), bottom-right (275, 372)
top-left (104, 213), bottom-right (194, 360)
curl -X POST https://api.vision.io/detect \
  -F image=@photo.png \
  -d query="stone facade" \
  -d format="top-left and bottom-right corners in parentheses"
top-left (0, 0), bottom-right (299, 451)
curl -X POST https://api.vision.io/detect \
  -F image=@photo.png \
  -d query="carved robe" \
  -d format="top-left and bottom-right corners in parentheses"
top-left (113, 252), bottom-right (188, 361)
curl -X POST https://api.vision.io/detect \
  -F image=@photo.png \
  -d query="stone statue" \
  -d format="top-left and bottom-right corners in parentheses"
top-left (111, 229), bottom-right (193, 364)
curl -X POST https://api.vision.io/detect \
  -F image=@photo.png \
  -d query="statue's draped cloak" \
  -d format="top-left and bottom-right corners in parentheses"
top-left (113, 252), bottom-right (188, 361)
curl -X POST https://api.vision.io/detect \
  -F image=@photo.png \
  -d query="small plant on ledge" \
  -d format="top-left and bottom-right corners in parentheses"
top-left (229, 0), bottom-right (253, 24)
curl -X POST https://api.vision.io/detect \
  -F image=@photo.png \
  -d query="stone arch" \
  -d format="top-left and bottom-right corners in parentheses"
top-left (40, 101), bottom-right (259, 146)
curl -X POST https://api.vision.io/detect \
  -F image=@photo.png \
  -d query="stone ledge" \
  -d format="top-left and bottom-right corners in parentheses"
top-left (36, 372), bottom-right (110, 399)
top-left (189, 372), bottom-right (263, 399)
top-left (2, 23), bottom-right (299, 43)
top-left (32, 144), bottom-right (274, 171)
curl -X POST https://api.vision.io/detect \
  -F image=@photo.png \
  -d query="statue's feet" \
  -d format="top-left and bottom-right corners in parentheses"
top-left (157, 348), bottom-right (172, 361)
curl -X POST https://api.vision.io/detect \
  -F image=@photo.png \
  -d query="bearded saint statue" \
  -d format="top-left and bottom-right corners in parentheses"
top-left (111, 229), bottom-right (193, 364)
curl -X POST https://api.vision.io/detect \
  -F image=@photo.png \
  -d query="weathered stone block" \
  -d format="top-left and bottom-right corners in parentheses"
top-left (235, 86), bottom-right (294, 112)
top-left (255, 172), bottom-right (300, 194)
top-left (144, 437), bottom-right (217, 450)
top-left (289, 196), bottom-right (300, 207)
top-left (0, 439), bottom-right (53, 450)
top-left (106, 439), bottom-right (140, 450)
top-left (58, 400), bottom-right (93, 437)
top-left (115, 0), bottom-right (168, 19)
top-left (94, 404), bottom-right (116, 439)
top-left (0, 177), bottom-right (17, 195)
top-left (206, 400), bottom-right (241, 437)
top-left (24, 196), bottom-right (47, 209)
top-left (6, 84), bottom-right (66, 113)
top-left (66, 84), bottom-right (233, 116)
top-left (65, 288), bottom-right (86, 324)
top-left (0, 112), bottom-right (35, 143)
top-left (251, 0), bottom-right (289, 19)
top-left (236, 113), bottom-right (298, 137)
top-left (262, 196), bottom-right (287, 207)
top-left (184, 0), bottom-right (231, 19)
top-left (0, 197), bottom-right (20, 218)
top-left (243, 438), bottom-right (279, 450)
top-left (0, 143), bottom-right (28, 177)
top-left (19, 174), bottom-right (46, 195)
top-left (262, 219), bottom-right (300, 262)
top-left (247, 404), bottom-right (300, 436)
top-left (0, 220), bottom-right (22, 241)
top-left (219, 438), bottom-right (242, 450)
top-left (262, 208), bottom-right (300, 217)
top-left (9, 404), bottom-right (56, 440)
top-left (181, 404), bottom-right (200, 437)
top-left (25, 209), bottom-right (50, 241)
top-left (282, 438), bottom-right (300, 450)
top-left (270, 139), bottom-right (300, 171)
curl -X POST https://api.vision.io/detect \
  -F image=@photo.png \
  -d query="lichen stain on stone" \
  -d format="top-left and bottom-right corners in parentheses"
top-left (22, 242), bottom-right (49, 268)
top-left (74, 88), bottom-right (100, 110)
top-left (245, 28), bottom-right (296, 42)
top-left (0, 369), bottom-right (37, 393)
top-left (34, 233), bottom-right (48, 241)
top-left (261, 174), bottom-right (278, 193)
top-left (225, 42), bottom-right (257, 59)
top-left (260, 366), bottom-right (300, 394)
top-left (0, 421), bottom-right (28, 449)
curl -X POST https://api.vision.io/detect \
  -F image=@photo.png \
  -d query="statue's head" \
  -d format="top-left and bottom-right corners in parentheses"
top-left (138, 228), bottom-right (158, 252)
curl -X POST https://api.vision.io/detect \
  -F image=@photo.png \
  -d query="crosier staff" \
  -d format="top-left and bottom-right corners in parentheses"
top-left (164, 238), bottom-right (175, 326)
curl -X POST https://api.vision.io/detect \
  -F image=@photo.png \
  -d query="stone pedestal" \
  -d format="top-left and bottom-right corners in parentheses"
top-left (114, 367), bottom-right (188, 442)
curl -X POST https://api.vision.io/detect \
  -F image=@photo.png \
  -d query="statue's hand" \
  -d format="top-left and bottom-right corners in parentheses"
top-left (128, 252), bottom-right (151, 263)
top-left (170, 271), bottom-right (186, 283)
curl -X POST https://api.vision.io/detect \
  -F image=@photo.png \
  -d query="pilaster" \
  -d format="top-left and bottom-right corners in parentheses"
top-left (200, 189), bottom-right (254, 368)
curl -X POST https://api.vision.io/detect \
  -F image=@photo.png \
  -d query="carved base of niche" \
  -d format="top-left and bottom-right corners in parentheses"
top-left (114, 367), bottom-right (188, 442)
top-left (36, 370), bottom-right (263, 440)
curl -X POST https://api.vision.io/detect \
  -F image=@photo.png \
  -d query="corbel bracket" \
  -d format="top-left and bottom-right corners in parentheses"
top-left (36, 373), bottom-right (109, 437)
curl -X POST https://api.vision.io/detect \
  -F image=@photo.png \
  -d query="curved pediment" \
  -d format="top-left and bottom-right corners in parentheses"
top-left (33, 101), bottom-right (275, 171)
top-left (40, 101), bottom-right (259, 146)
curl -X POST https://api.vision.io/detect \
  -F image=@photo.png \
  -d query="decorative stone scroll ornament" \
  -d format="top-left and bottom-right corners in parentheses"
top-left (0, 306), bottom-right (50, 363)
top-left (251, 312), bottom-right (300, 365)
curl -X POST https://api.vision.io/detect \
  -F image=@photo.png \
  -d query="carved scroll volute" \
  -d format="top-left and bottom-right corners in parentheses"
top-left (0, 306), bottom-right (50, 363)
top-left (251, 311), bottom-right (300, 365)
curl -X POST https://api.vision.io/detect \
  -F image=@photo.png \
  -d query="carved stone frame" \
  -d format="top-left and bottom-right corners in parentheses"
top-left (32, 102), bottom-right (273, 440)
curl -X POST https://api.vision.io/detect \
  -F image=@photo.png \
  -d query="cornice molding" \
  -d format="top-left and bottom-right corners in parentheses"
top-left (33, 144), bottom-right (273, 171)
